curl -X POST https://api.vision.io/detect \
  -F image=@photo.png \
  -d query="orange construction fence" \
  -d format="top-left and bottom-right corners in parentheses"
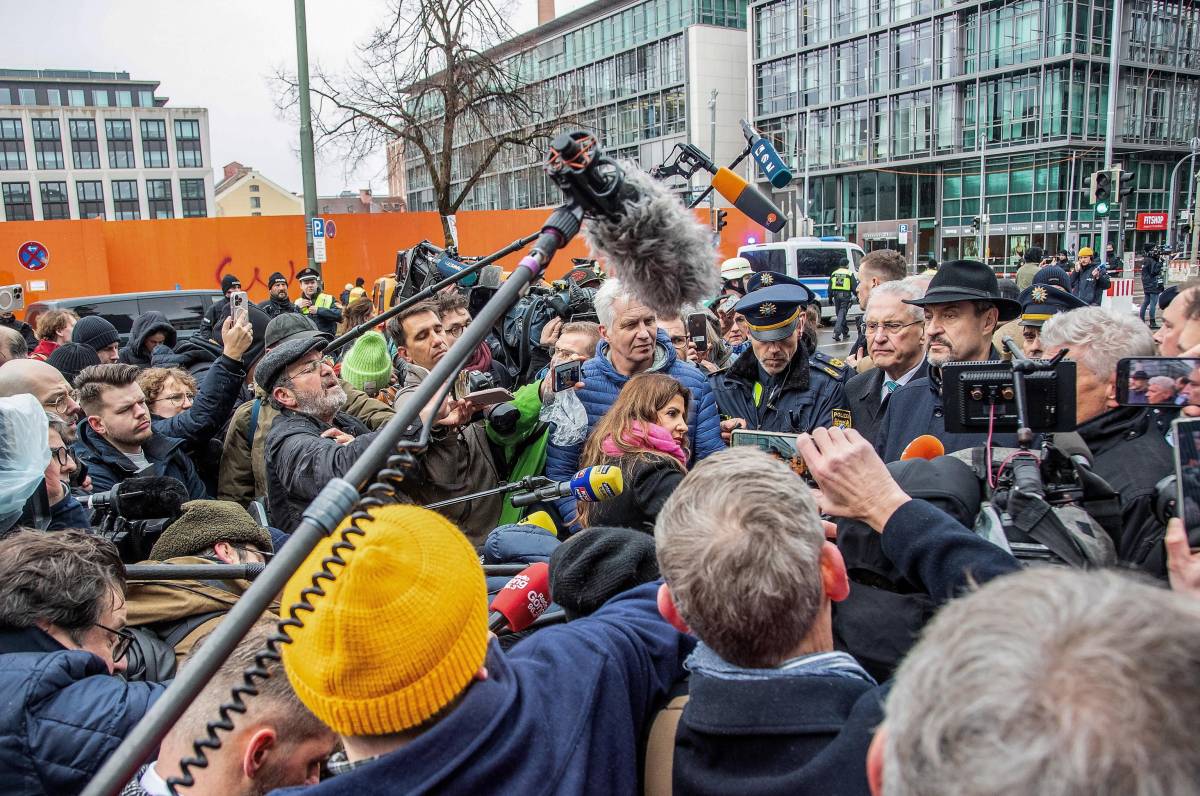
top-left (0, 208), bottom-right (764, 315)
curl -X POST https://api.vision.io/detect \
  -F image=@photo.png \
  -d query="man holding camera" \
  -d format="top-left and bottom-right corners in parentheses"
top-left (876, 260), bottom-right (1023, 462)
top-left (1039, 306), bottom-right (1174, 576)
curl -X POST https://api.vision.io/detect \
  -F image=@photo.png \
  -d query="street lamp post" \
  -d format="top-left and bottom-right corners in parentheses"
top-left (294, 0), bottom-right (319, 274)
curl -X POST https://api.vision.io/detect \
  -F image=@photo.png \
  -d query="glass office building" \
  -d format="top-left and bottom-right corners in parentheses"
top-left (402, 0), bottom-right (749, 213)
top-left (750, 0), bottom-right (1200, 264)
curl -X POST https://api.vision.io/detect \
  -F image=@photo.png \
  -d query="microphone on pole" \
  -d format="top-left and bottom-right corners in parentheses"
top-left (709, 167), bottom-right (788, 233)
top-left (509, 465), bottom-right (624, 508)
top-left (739, 119), bottom-right (793, 190)
top-left (488, 562), bottom-right (552, 633)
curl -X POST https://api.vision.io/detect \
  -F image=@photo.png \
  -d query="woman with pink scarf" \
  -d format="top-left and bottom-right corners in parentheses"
top-left (577, 373), bottom-right (690, 533)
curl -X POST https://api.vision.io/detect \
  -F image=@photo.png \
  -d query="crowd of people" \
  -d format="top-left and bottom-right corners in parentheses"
top-left (1, 246), bottom-right (1200, 796)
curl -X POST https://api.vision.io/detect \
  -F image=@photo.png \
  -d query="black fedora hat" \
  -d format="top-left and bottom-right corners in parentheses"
top-left (904, 259), bottom-right (1022, 321)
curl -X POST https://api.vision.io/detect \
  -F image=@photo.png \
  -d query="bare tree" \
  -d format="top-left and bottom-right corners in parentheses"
top-left (277, 0), bottom-right (577, 246)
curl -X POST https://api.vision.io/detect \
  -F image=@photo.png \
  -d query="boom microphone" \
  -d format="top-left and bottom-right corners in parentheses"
top-left (740, 119), bottom-right (793, 189)
top-left (578, 162), bottom-right (721, 316)
top-left (710, 168), bottom-right (788, 233)
top-left (509, 465), bottom-right (624, 508)
top-left (86, 476), bottom-right (189, 519)
top-left (900, 435), bottom-right (946, 461)
top-left (488, 562), bottom-right (551, 633)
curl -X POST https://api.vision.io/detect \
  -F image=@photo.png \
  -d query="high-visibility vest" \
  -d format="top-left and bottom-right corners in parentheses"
top-left (314, 292), bottom-right (334, 310)
top-left (830, 269), bottom-right (853, 292)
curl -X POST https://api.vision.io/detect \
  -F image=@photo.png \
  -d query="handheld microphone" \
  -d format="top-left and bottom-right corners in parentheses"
top-left (710, 167), bottom-right (788, 233)
top-left (509, 465), bottom-right (624, 508)
top-left (488, 562), bottom-right (551, 633)
top-left (739, 119), bottom-right (793, 189)
top-left (86, 476), bottom-right (189, 519)
top-left (900, 435), bottom-right (946, 461)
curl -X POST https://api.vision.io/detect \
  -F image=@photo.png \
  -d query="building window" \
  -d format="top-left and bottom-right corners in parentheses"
top-left (146, 178), bottom-right (173, 219)
top-left (249, 196), bottom-right (261, 208)
top-left (111, 179), bottom-right (140, 220)
top-left (32, 119), bottom-right (64, 170)
top-left (249, 184), bottom-right (260, 192)
top-left (116, 90), bottom-right (133, 108)
top-left (93, 90), bottom-right (109, 106)
top-left (68, 89), bottom-right (85, 107)
top-left (76, 180), bottom-right (105, 219)
top-left (46, 89), bottom-right (61, 107)
top-left (138, 90), bottom-right (154, 107)
top-left (2, 182), bottom-right (33, 220)
top-left (174, 120), bottom-right (203, 167)
top-left (251, 211), bottom-right (261, 216)
top-left (40, 181), bottom-right (69, 220)
top-left (140, 119), bottom-right (169, 168)
top-left (105, 119), bottom-right (135, 168)
top-left (0, 88), bottom-right (9, 105)
top-left (69, 119), bottom-right (100, 169)
top-left (17, 88), bottom-right (35, 105)
top-left (0, 119), bottom-right (25, 170)
top-left (180, 178), bottom-right (206, 217)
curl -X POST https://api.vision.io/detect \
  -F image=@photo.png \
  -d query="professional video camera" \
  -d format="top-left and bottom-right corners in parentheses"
top-left (86, 476), bottom-right (189, 563)
top-left (499, 271), bottom-right (603, 385)
top-left (939, 342), bottom-right (1120, 568)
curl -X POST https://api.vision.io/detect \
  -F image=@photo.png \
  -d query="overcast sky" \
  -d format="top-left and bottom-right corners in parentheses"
top-left (4, 0), bottom-right (591, 195)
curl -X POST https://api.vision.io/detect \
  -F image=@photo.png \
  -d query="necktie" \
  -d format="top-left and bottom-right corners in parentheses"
top-left (885, 380), bottom-right (899, 394)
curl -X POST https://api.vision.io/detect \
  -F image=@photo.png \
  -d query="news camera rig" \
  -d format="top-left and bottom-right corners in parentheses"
top-left (84, 130), bottom-right (637, 796)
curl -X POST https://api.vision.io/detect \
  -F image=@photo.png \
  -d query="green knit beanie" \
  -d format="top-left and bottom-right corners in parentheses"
top-left (341, 331), bottom-right (392, 395)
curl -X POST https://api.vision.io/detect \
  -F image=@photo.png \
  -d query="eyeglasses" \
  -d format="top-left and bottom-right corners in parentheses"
top-left (153, 392), bottom-right (194, 407)
top-left (49, 445), bottom-right (75, 467)
top-left (49, 390), bottom-right (79, 414)
top-left (864, 320), bottom-right (923, 335)
top-left (93, 622), bottom-right (135, 662)
top-left (444, 323), bottom-right (467, 338)
top-left (285, 358), bottom-right (324, 382)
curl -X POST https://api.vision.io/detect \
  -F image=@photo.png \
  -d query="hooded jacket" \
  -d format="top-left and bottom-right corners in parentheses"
top-left (0, 627), bottom-right (164, 796)
top-left (73, 420), bottom-right (208, 499)
top-left (544, 329), bottom-right (723, 528)
top-left (118, 312), bottom-right (177, 368)
top-left (709, 342), bottom-right (849, 434)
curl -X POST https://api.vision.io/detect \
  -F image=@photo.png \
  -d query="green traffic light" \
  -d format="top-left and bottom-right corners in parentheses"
top-left (1095, 201), bottom-right (1110, 217)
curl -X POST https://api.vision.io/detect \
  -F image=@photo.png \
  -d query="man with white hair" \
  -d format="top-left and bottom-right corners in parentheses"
top-left (868, 568), bottom-right (1200, 796)
top-left (845, 279), bottom-right (927, 445)
top-left (1146, 375), bottom-right (1177, 404)
top-left (543, 278), bottom-right (723, 527)
top-left (1040, 306), bottom-right (1173, 575)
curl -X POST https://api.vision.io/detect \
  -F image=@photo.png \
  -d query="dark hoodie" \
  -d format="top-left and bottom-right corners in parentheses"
top-left (118, 312), bottom-right (177, 368)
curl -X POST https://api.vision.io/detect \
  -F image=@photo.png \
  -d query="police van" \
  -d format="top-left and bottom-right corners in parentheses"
top-left (738, 237), bottom-right (866, 320)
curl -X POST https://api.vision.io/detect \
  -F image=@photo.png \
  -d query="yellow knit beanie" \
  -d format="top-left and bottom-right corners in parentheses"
top-left (280, 505), bottom-right (488, 736)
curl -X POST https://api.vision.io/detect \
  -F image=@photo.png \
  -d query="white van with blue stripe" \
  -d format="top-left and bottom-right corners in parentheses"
top-left (738, 237), bottom-right (867, 320)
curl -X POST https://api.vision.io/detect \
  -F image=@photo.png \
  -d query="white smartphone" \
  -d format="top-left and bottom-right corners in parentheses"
top-left (230, 290), bottom-right (249, 325)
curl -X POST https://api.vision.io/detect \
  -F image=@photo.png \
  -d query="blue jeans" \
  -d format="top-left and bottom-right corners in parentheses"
top-left (1141, 291), bottom-right (1161, 323)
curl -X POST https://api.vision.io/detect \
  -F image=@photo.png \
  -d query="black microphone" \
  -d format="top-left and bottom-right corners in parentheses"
top-left (739, 119), bottom-right (793, 189)
top-left (87, 476), bottom-right (189, 520)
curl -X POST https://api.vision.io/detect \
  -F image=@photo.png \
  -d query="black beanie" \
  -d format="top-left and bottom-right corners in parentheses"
top-left (221, 274), bottom-right (241, 293)
top-left (71, 315), bottom-right (120, 351)
top-left (549, 527), bottom-right (660, 620)
top-left (46, 342), bottom-right (101, 386)
top-left (268, 271), bottom-right (288, 288)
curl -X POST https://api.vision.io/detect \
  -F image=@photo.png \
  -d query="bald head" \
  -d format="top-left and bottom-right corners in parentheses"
top-left (0, 326), bottom-right (27, 364)
top-left (0, 359), bottom-right (81, 419)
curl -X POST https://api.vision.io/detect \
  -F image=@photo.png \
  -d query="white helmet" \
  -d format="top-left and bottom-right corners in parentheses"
top-left (721, 257), bottom-right (753, 281)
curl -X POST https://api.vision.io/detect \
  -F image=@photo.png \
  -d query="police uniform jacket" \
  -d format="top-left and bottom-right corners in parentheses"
top-left (710, 342), bottom-right (850, 433)
top-left (875, 362), bottom-right (1019, 462)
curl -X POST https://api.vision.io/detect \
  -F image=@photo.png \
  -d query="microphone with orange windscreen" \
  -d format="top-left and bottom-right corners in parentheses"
top-left (900, 435), bottom-right (946, 461)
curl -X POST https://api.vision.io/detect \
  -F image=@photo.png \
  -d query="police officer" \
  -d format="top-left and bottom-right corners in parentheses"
top-left (828, 259), bottom-right (858, 342)
top-left (294, 267), bottom-right (343, 337)
top-left (1015, 279), bottom-right (1088, 360)
top-left (710, 271), bottom-right (851, 435)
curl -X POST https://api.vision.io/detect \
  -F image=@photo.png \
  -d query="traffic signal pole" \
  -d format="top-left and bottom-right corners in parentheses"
top-left (1099, 3), bottom-right (1123, 257)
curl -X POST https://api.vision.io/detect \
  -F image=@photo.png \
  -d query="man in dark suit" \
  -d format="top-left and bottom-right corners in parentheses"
top-left (847, 279), bottom-right (928, 446)
top-left (650, 435), bottom-right (1019, 795)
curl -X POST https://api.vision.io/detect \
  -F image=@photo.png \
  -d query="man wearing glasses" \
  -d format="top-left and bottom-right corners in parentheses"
top-left (846, 279), bottom-right (929, 446)
top-left (0, 530), bottom-right (164, 794)
top-left (0, 357), bottom-right (83, 419)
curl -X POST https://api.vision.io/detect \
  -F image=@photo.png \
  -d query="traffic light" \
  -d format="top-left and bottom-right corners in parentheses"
top-left (1118, 168), bottom-right (1136, 202)
top-left (972, 215), bottom-right (981, 232)
top-left (1089, 169), bottom-right (1112, 217)
top-left (716, 208), bottom-right (728, 232)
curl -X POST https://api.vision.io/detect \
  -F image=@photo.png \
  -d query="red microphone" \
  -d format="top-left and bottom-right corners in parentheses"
top-left (488, 562), bottom-right (551, 633)
top-left (900, 434), bottom-right (945, 461)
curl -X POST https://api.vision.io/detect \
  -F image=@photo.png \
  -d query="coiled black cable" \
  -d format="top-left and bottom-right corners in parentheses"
top-left (166, 379), bottom-right (454, 795)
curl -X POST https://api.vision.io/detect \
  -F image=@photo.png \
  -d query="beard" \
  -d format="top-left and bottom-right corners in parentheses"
top-left (109, 423), bottom-right (153, 448)
top-left (294, 382), bottom-right (347, 419)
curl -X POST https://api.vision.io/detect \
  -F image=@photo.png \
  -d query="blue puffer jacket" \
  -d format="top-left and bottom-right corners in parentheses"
top-left (0, 628), bottom-right (164, 795)
top-left (544, 330), bottom-right (723, 527)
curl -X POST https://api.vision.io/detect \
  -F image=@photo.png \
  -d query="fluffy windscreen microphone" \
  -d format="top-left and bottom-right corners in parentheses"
top-left (582, 164), bottom-right (720, 317)
top-left (88, 475), bottom-right (189, 519)
top-left (489, 562), bottom-right (552, 633)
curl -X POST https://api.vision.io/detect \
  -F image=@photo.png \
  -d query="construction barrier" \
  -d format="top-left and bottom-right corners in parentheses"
top-left (1102, 277), bottom-right (1134, 314)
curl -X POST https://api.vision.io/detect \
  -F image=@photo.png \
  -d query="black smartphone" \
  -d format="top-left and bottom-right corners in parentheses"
top-left (730, 428), bottom-right (808, 479)
top-left (687, 313), bottom-right (709, 353)
top-left (1116, 357), bottom-right (1200, 407)
top-left (1174, 417), bottom-right (1200, 530)
top-left (553, 360), bottom-right (582, 392)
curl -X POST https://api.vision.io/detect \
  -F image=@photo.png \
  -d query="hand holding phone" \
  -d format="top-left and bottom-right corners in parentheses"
top-left (230, 290), bottom-right (249, 325)
top-left (553, 360), bottom-right (583, 393)
top-left (687, 313), bottom-right (710, 354)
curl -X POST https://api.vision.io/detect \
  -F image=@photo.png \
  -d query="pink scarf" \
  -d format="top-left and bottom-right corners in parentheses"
top-left (601, 421), bottom-right (687, 467)
top-left (464, 340), bottom-right (493, 374)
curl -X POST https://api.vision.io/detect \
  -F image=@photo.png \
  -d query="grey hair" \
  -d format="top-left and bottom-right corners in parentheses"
top-left (0, 326), bottom-right (26, 363)
top-left (866, 278), bottom-right (926, 323)
top-left (654, 446), bottom-right (825, 668)
top-left (45, 411), bottom-right (76, 444)
top-left (593, 277), bottom-right (635, 328)
top-left (882, 568), bottom-right (1200, 796)
top-left (1148, 375), bottom-right (1176, 392)
top-left (1040, 306), bottom-right (1155, 378)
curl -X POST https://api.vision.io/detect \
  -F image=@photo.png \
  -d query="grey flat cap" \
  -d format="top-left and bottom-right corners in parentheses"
top-left (255, 335), bottom-right (328, 395)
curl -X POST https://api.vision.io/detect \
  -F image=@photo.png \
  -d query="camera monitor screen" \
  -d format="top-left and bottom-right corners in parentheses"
top-left (1116, 357), bottom-right (1200, 407)
top-left (940, 360), bottom-right (1076, 433)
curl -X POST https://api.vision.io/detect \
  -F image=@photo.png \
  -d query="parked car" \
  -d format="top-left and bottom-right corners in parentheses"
top-left (25, 290), bottom-right (223, 346)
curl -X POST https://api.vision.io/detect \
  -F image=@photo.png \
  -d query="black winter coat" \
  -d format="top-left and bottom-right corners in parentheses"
top-left (73, 420), bottom-right (208, 499)
top-left (258, 296), bottom-right (300, 319)
top-left (710, 343), bottom-right (849, 434)
top-left (1141, 254), bottom-right (1164, 292)
top-left (584, 455), bottom-right (684, 534)
top-left (1078, 406), bottom-right (1174, 576)
top-left (0, 627), bottom-right (164, 796)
